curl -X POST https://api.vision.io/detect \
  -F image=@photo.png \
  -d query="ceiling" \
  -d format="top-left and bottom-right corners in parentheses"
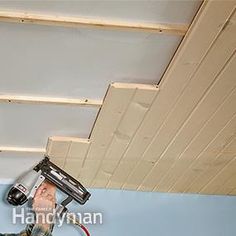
top-left (1, 0), bottom-right (236, 196)
top-left (0, 0), bottom-right (201, 150)
top-left (0, 0), bottom-right (201, 177)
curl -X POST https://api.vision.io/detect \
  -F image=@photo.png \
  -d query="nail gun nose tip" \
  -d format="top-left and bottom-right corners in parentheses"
top-left (7, 187), bottom-right (28, 206)
top-left (7, 195), bottom-right (18, 206)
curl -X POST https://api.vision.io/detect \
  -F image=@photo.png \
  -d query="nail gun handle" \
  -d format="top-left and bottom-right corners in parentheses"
top-left (34, 157), bottom-right (91, 205)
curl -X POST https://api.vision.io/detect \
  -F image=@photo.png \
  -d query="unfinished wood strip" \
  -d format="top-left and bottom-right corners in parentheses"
top-left (0, 95), bottom-right (102, 107)
top-left (92, 85), bottom-right (158, 188)
top-left (0, 11), bottom-right (188, 36)
top-left (124, 9), bottom-right (236, 191)
top-left (0, 146), bottom-right (45, 153)
top-left (140, 51), bottom-right (236, 192)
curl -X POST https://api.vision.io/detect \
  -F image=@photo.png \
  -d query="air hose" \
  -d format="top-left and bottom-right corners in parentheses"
top-left (67, 213), bottom-right (91, 236)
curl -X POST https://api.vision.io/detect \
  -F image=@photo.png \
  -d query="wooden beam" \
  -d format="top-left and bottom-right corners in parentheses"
top-left (0, 95), bottom-right (102, 107)
top-left (0, 146), bottom-right (45, 153)
top-left (0, 11), bottom-right (188, 36)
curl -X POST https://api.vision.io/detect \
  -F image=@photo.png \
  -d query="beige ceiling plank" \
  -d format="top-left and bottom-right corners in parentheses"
top-left (146, 52), bottom-right (236, 192)
top-left (186, 137), bottom-right (236, 194)
top-left (168, 92), bottom-right (236, 193)
top-left (46, 136), bottom-right (90, 171)
top-left (107, 161), bottom-right (138, 189)
top-left (125, 8), bottom-right (236, 191)
top-left (123, 160), bottom-right (155, 190)
top-left (168, 107), bottom-right (236, 194)
top-left (0, 95), bottom-right (102, 107)
top-left (229, 188), bottom-right (236, 195)
top-left (46, 136), bottom-right (71, 159)
top-left (78, 160), bottom-right (101, 187)
top-left (139, 158), bottom-right (178, 192)
top-left (200, 155), bottom-right (236, 195)
top-left (225, 180), bottom-right (236, 196)
top-left (0, 11), bottom-right (188, 35)
top-left (0, 146), bottom-right (45, 153)
top-left (91, 85), bottom-right (158, 188)
top-left (64, 138), bottom-right (90, 179)
top-left (64, 159), bottom-right (84, 180)
top-left (140, 90), bottom-right (236, 192)
top-left (91, 160), bottom-right (120, 188)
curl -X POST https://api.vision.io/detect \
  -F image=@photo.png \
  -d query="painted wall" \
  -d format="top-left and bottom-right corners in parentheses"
top-left (0, 184), bottom-right (236, 236)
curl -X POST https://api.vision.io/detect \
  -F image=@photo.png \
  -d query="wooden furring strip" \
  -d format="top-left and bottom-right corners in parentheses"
top-left (0, 95), bottom-right (102, 107)
top-left (0, 11), bottom-right (188, 36)
top-left (0, 146), bottom-right (45, 153)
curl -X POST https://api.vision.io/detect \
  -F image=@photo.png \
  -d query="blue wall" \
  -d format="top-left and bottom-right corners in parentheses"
top-left (0, 184), bottom-right (236, 236)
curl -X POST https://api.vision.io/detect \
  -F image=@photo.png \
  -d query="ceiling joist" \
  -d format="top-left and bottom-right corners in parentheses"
top-left (0, 95), bottom-right (102, 107)
top-left (0, 11), bottom-right (188, 36)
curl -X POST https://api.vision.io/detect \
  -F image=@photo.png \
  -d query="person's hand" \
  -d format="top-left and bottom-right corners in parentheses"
top-left (33, 181), bottom-right (56, 231)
